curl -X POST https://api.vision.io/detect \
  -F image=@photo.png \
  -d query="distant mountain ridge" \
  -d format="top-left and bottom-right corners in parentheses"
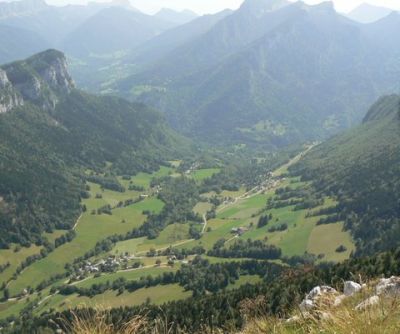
top-left (154, 8), bottom-right (198, 25)
top-left (0, 0), bottom-right (181, 59)
top-left (347, 3), bottom-right (396, 23)
top-left (126, 9), bottom-right (234, 71)
top-left (116, 0), bottom-right (400, 147)
top-left (0, 0), bottom-right (47, 19)
top-left (62, 6), bottom-right (174, 57)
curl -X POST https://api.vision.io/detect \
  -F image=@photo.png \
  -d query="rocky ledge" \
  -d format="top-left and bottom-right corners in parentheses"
top-left (287, 276), bottom-right (400, 323)
top-left (0, 69), bottom-right (24, 113)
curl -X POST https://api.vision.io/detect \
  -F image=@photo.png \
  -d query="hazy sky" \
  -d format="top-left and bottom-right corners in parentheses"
top-left (3, 0), bottom-right (400, 14)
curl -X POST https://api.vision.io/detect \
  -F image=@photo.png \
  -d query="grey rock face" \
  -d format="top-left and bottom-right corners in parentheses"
top-left (0, 69), bottom-right (24, 113)
top-left (0, 69), bottom-right (9, 88)
top-left (14, 76), bottom-right (42, 101)
top-left (0, 91), bottom-right (24, 114)
top-left (0, 50), bottom-right (74, 113)
top-left (39, 56), bottom-right (75, 93)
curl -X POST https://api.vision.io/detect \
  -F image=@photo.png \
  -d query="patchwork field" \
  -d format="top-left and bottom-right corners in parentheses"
top-left (0, 151), bottom-right (355, 321)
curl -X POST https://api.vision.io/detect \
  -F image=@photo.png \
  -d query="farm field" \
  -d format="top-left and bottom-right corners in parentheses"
top-left (0, 149), bottom-right (355, 321)
top-left (6, 176), bottom-right (165, 296)
top-left (177, 176), bottom-right (353, 263)
top-left (190, 168), bottom-right (221, 182)
top-left (307, 222), bottom-right (355, 262)
top-left (0, 244), bottom-right (43, 285)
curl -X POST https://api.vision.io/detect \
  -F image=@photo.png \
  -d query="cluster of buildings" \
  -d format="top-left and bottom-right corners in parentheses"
top-left (77, 254), bottom-right (131, 276)
top-left (230, 226), bottom-right (249, 236)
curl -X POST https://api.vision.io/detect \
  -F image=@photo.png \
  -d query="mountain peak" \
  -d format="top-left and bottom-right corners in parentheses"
top-left (239, 0), bottom-right (290, 16)
top-left (25, 49), bottom-right (74, 92)
top-left (1, 49), bottom-right (74, 111)
top-left (0, 0), bottom-right (47, 19)
top-left (109, 0), bottom-right (136, 10)
top-left (155, 8), bottom-right (198, 24)
top-left (348, 3), bottom-right (394, 23)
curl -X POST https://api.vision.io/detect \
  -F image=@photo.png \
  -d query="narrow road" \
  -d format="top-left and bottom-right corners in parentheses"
top-left (201, 214), bottom-right (208, 234)
top-left (135, 238), bottom-right (196, 256)
top-left (217, 145), bottom-right (315, 214)
top-left (225, 235), bottom-right (239, 245)
top-left (73, 214), bottom-right (83, 230)
top-left (117, 263), bottom-right (168, 274)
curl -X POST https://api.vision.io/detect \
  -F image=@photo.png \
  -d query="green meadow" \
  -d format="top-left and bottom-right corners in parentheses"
top-left (190, 168), bottom-right (221, 182)
top-left (7, 184), bottom-right (164, 296)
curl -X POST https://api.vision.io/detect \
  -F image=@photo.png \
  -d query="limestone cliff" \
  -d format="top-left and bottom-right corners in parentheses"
top-left (0, 49), bottom-right (74, 112)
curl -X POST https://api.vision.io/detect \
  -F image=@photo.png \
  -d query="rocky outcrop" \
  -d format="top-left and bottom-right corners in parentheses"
top-left (352, 277), bottom-right (400, 311)
top-left (355, 295), bottom-right (380, 310)
top-left (0, 69), bottom-right (9, 89)
top-left (299, 286), bottom-right (339, 312)
top-left (0, 69), bottom-right (24, 113)
top-left (37, 53), bottom-right (74, 94)
top-left (344, 281), bottom-right (362, 296)
top-left (0, 49), bottom-right (74, 112)
top-left (0, 92), bottom-right (24, 114)
top-left (295, 277), bottom-right (400, 320)
top-left (376, 276), bottom-right (400, 296)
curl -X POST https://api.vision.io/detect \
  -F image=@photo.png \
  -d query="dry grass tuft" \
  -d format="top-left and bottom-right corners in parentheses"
top-left (60, 308), bottom-right (148, 334)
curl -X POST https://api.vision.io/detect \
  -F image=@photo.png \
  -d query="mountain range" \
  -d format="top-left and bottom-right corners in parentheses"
top-left (115, 0), bottom-right (400, 147)
top-left (0, 0), bottom-right (199, 62)
top-left (154, 8), bottom-right (198, 25)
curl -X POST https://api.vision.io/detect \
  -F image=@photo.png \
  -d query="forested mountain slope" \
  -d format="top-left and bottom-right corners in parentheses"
top-left (117, 0), bottom-right (400, 147)
top-left (291, 94), bottom-right (400, 256)
top-left (126, 9), bottom-right (233, 70)
top-left (0, 50), bottom-right (186, 248)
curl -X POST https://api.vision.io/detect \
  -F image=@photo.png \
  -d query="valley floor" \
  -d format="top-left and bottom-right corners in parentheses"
top-left (0, 147), bottom-right (355, 321)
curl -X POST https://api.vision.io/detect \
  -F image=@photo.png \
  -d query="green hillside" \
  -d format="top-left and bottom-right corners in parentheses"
top-left (291, 95), bottom-right (400, 256)
top-left (0, 50), bottom-right (187, 247)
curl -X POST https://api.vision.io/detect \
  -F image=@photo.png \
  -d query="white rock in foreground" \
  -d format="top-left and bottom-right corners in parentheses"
top-left (344, 281), bottom-right (362, 296)
top-left (376, 276), bottom-right (400, 297)
top-left (333, 294), bottom-right (346, 306)
top-left (299, 286), bottom-right (338, 312)
top-left (355, 295), bottom-right (380, 310)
